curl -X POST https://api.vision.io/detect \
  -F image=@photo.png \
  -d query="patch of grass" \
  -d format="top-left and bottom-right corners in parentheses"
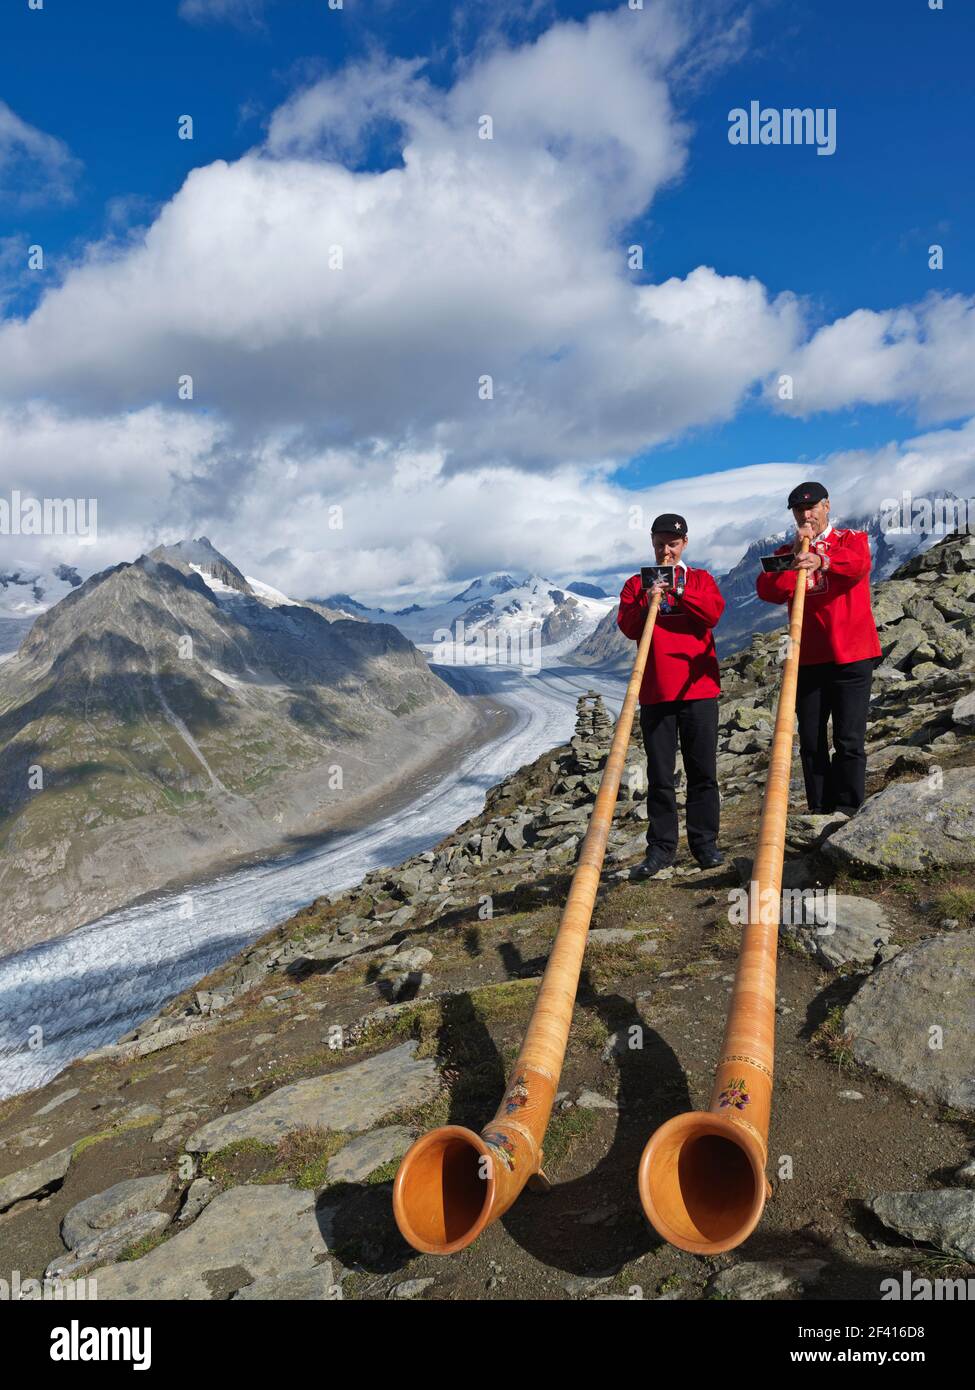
top-left (200, 1137), bottom-right (278, 1188)
top-left (71, 1112), bottom-right (161, 1160)
top-left (266, 1126), bottom-right (348, 1189)
top-left (778, 929), bottom-right (809, 959)
top-left (914, 1250), bottom-right (975, 1279)
top-left (247, 1043), bottom-right (353, 1091)
top-left (469, 978), bottom-right (540, 1019)
top-left (707, 918), bottom-right (742, 957)
top-left (124, 1063), bottom-right (156, 1084)
top-left (353, 1000), bottom-right (444, 1058)
top-left (540, 1106), bottom-right (598, 1174)
top-left (657, 1272), bottom-right (683, 1295)
top-left (885, 879), bottom-right (918, 899)
top-left (931, 885), bottom-right (975, 924)
top-left (585, 940), bottom-right (647, 990)
top-left (119, 1227), bottom-right (176, 1262)
top-left (937, 1106), bottom-right (975, 1142)
top-left (339, 1270), bottom-right (367, 1299)
top-left (809, 1004), bottom-right (856, 1071)
top-left (364, 1159), bottom-right (401, 1185)
top-left (572, 1012), bottom-right (611, 1051)
top-left (384, 1089), bottom-right (451, 1134)
top-left (0, 1094), bottom-right (24, 1128)
top-left (678, 955), bottom-right (727, 977)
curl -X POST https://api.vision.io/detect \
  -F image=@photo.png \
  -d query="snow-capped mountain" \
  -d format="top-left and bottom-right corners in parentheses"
top-left (0, 561), bottom-right (85, 656)
top-left (0, 537), bottom-right (358, 658)
top-left (159, 535), bottom-right (360, 622)
top-left (447, 573), bottom-right (522, 604)
top-left (566, 580), bottom-right (609, 599)
top-left (0, 561), bottom-right (83, 619)
top-left (319, 571), bottom-right (614, 658)
top-left (0, 536), bottom-right (467, 954)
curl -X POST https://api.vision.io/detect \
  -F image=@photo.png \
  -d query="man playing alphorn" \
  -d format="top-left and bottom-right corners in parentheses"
top-left (617, 513), bottom-right (725, 876)
top-left (755, 481), bottom-right (881, 815)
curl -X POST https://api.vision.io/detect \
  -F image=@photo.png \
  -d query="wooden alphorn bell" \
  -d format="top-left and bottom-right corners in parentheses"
top-left (392, 585), bottom-right (664, 1254)
top-left (637, 537), bottom-right (812, 1254)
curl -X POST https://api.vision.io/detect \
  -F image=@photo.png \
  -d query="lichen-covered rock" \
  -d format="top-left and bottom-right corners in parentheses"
top-left (0, 1145), bottom-right (74, 1213)
top-left (867, 1190), bottom-right (975, 1263)
top-left (783, 894), bottom-right (891, 968)
top-left (61, 1173), bottom-right (173, 1250)
top-left (89, 1185), bottom-right (333, 1300)
top-left (823, 770), bottom-right (975, 873)
top-left (843, 930), bottom-right (975, 1112)
top-left (184, 1041), bottom-right (440, 1153)
top-left (326, 1126), bottom-right (417, 1184)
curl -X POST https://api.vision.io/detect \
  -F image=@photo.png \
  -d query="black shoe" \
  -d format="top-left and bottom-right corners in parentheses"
top-left (692, 846), bottom-right (724, 870)
top-left (632, 847), bottom-right (676, 879)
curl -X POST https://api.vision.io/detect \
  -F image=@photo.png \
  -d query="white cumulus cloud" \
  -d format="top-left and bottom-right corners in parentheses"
top-left (769, 293), bottom-right (975, 424)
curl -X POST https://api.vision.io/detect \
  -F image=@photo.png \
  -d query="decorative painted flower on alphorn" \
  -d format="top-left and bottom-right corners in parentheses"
top-left (718, 1078), bottom-right (751, 1111)
top-left (503, 1075), bottom-right (530, 1114)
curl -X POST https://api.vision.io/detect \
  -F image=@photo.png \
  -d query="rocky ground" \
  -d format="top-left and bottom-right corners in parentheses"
top-left (1, 533), bottom-right (974, 1301)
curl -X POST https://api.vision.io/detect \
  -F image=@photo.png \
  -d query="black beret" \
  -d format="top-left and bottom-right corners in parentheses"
top-left (650, 513), bottom-right (687, 536)
top-left (787, 481), bottom-right (829, 509)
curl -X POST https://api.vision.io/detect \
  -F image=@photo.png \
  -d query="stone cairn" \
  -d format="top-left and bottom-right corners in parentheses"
top-left (569, 692), bottom-right (614, 773)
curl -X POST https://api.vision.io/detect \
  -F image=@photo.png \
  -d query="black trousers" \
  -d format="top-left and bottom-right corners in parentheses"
top-left (639, 697), bottom-right (719, 856)
top-left (796, 658), bottom-right (876, 812)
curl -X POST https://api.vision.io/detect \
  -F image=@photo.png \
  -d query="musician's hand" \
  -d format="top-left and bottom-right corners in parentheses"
top-left (650, 578), bottom-right (670, 597)
top-left (792, 523), bottom-right (815, 554)
top-left (795, 551), bottom-right (822, 572)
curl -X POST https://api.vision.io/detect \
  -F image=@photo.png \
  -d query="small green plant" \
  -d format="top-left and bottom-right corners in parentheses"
top-left (364, 1158), bottom-right (401, 1185)
top-left (809, 1004), bottom-right (855, 1070)
top-left (119, 1227), bottom-right (175, 1262)
top-left (931, 886), bottom-right (975, 924)
top-left (269, 1127), bottom-right (347, 1189)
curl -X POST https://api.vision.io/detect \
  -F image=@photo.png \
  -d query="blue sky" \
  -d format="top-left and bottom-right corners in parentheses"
top-left (0, 0), bottom-right (973, 597)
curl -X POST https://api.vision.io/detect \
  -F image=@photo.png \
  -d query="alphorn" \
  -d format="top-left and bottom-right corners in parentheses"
top-left (393, 585), bottom-right (664, 1254)
top-left (637, 537), bottom-right (812, 1254)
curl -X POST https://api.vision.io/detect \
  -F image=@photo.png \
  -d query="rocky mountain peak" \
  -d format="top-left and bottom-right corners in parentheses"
top-left (148, 537), bottom-right (251, 596)
top-left (0, 537), bottom-right (472, 954)
top-left (449, 573), bottom-right (521, 603)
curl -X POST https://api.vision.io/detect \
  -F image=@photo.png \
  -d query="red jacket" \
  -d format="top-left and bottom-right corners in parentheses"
top-left (617, 566), bottom-right (724, 704)
top-left (755, 527), bottom-right (882, 666)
